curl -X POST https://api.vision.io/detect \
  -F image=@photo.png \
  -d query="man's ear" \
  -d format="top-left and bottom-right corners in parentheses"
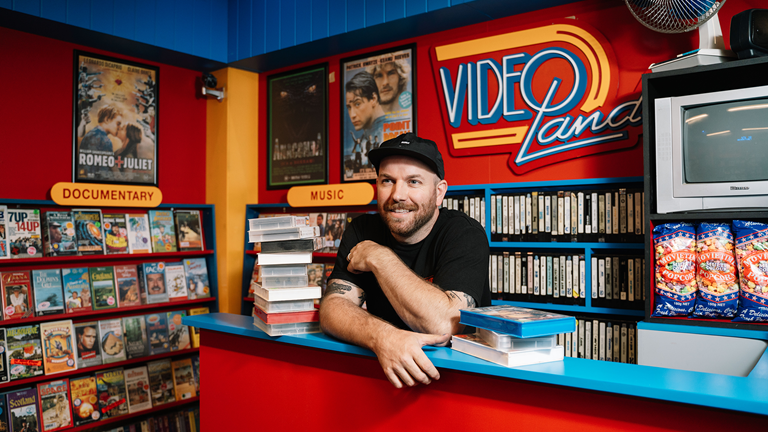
top-left (435, 179), bottom-right (448, 207)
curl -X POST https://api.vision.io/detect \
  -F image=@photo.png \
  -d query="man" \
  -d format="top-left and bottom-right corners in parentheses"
top-left (146, 272), bottom-right (166, 295)
top-left (320, 133), bottom-right (491, 389)
top-left (314, 214), bottom-right (326, 237)
top-left (67, 290), bottom-right (83, 311)
top-left (368, 60), bottom-right (410, 114)
top-left (79, 105), bottom-right (123, 178)
top-left (77, 325), bottom-right (98, 353)
top-left (345, 72), bottom-right (385, 152)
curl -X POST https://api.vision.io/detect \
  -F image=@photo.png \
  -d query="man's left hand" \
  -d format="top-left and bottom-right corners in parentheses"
top-left (346, 240), bottom-right (392, 274)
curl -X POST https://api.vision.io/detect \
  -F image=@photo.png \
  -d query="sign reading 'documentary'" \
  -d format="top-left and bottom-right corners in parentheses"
top-left (51, 182), bottom-right (163, 207)
top-left (431, 21), bottom-right (642, 175)
top-left (287, 183), bottom-right (374, 207)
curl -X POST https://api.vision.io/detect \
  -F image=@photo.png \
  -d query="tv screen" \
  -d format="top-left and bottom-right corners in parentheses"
top-left (683, 99), bottom-right (768, 183)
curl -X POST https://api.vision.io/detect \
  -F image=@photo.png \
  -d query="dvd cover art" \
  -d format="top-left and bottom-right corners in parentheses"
top-left (42, 211), bottom-right (78, 257)
top-left (164, 262), bottom-right (188, 301)
top-left (31, 269), bottom-right (65, 316)
top-left (124, 366), bottom-right (152, 413)
top-left (70, 375), bottom-right (101, 426)
top-left (37, 379), bottom-right (73, 431)
top-left (96, 368), bottom-right (128, 419)
top-left (89, 267), bottom-right (117, 310)
top-left (74, 52), bottom-right (157, 185)
top-left (307, 263), bottom-right (324, 287)
top-left (148, 210), bottom-right (177, 253)
top-left (7, 325), bottom-right (43, 380)
top-left (61, 267), bottom-right (92, 313)
top-left (142, 262), bottom-right (168, 304)
top-left (147, 359), bottom-right (175, 406)
top-left (1, 271), bottom-right (34, 320)
top-left (103, 213), bottom-right (129, 254)
top-left (0, 205), bottom-right (8, 259)
top-left (0, 391), bottom-right (8, 431)
top-left (323, 213), bottom-right (346, 252)
top-left (40, 320), bottom-right (77, 375)
top-left (167, 311), bottom-right (190, 351)
top-left (187, 307), bottom-right (209, 349)
top-left (0, 328), bottom-right (9, 383)
top-left (183, 258), bottom-right (210, 300)
top-left (122, 316), bottom-right (148, 359)
top-left (98, 319), bottom-right (127, 364)
top-left (171, 358), bottom-right (196, 400)
top-left (126, 213), bottom-right (152, 254)
top-left (7, 388), bottom-right (41, 432)
top-left (145, 313), bottom-right (169, 356)
top-left (74, 321), bottom-right (102, 368)
top-left (73, 209), bottom-right (105, 255)
top-left (114, 265), bottom-right (141, 307)
top-left (7, 208), bottom-right (43, 258)
top-left (192, 355), bottom-right (200, 395)
top-left (322, 263), bottom-right (335, 295)
top-left (174, 210), bottom-right (203, 251)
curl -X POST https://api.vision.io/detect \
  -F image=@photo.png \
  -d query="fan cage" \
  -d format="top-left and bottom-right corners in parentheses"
top-left (625, 0), bottom-right (725, 33)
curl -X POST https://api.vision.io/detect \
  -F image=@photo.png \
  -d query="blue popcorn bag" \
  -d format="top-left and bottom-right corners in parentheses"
top-left (652, 222), bottom-right (697, 317)
top-left (692, 222), bottom-right (739, 318)
top-left (733, 220), bottom-right (768, 322)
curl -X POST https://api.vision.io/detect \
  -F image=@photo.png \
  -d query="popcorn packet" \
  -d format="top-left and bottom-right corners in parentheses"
top-left (693, 222), bottom-right (739, 318)
top-left (733, 220), bottom-right (768, 322)
top-left (652, 222), bottom-right (697, 317)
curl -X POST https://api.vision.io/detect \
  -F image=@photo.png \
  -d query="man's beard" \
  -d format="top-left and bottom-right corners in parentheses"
top-left (379, 195), bottom-right (437, 239)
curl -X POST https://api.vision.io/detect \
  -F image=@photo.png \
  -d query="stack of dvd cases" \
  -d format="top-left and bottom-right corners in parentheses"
top-left (452, 305), bottom-right (574, 367)
top-left (247, 216), bottom-right (322, 336)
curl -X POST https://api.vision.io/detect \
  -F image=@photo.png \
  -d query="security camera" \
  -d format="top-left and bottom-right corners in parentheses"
top-left (201, 73), bottom-right (224, 102)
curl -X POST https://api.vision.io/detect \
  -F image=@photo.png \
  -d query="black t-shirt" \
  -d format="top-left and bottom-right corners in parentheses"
top-left (328, 208), bottom-right (492, 330)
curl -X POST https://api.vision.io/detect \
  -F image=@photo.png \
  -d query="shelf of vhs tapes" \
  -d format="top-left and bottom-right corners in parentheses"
top-left (554, 314), bottom-right (640, 364)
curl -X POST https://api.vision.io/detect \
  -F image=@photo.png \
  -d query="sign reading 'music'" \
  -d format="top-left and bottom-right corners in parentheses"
top-left (431, 22), bottom-right (642, 175)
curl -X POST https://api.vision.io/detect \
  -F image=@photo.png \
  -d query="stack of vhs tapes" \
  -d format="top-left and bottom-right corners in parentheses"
top-left (452, 305), bottom-right (574, 367)
top-left (247, 216), bottom-right (323, 336)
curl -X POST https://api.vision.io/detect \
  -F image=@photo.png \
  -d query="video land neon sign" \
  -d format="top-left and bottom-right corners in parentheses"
top-left (431, 23), bottom-right (642, 174)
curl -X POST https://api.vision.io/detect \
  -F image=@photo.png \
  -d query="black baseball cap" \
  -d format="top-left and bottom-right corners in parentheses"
top-left (368, 133), bottom-right (445, 180)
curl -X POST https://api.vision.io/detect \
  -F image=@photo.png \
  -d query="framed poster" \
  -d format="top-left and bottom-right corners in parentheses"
top-left (73, 50), bottom-right (158, 186)
top-left (267, 63), bottom-right (328, 189)
top-left (341, 44), bottom-right (416, 182)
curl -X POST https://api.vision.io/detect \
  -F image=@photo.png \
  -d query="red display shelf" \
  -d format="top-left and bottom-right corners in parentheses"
top-left (68, 396), bottom-right (200, 432)
top-left (0, 348), bottom-right (200, 390)
top-left (0, 298), bottom-right (216, 327)
top-left (244, 297), bottom-right (254, 302)
top-left (0, 250), bottom-right (214, 268)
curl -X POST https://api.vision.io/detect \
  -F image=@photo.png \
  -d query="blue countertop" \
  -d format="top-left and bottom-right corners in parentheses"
top-left (184, 313), bottom-right (768, 416)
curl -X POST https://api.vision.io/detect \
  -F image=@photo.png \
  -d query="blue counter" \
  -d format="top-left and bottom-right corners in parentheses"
top-left (184, 312), bottom-right (768, 416)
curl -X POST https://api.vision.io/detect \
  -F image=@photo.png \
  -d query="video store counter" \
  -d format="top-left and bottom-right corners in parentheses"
top-left (184, 313), bottom-right (768, 430)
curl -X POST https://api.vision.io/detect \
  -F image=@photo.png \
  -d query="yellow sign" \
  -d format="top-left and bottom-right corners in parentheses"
top-left (51, 182), bottom-right (163, 207)
top-left (287, 183), bottom-right (374, 207)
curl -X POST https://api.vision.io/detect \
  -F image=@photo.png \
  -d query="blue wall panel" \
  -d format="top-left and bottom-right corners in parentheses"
top-left (236, 0), bottom-right (251, 61)
top-left (250, 0), bottom-right (266, 56)
top-left (90, 0), bottom-right (114, 35)
top-left (175, 0), bottom-right (195, 54)
top-left (365, 0), bottom-right (384, 27)
top-left (280, 0), bottom-right (295, 49)
top-left (347, 0), bottom-right (364, 31)
top-left (0, 1), bottom-right (11, 11)
top-left (154, 0), bottom-right (175, 49)
top-left (13, 0), bottom-right (39, 16)
top-left (227, 0), bottom-right (238, 62)
top-left (405, 0), bottom-right (426, 17)
top-left (311, 0), bottom-right (328, 41)
top-left (66, 0), bottom-right (89, 29)
top-left (265, 0), bottom-right (280, 53)
top-left (192, 0), bottom-right (212, 59)
top-left (295, 0), bottom-right (311, 46)
top-left (134, 0), bottom-right (157, 46)
top-left (328, 0), bottom-right (346, 36)
top-left (211, 0), bottom-right (227, 61)
top-left (113, 0), bottom-right (136, 41)
top-left (427, 0), bottom-right (450, 12)
top-left (40, 0), bottom-right (65, 22)
top-left (384, 0), bottom-right (405, 23)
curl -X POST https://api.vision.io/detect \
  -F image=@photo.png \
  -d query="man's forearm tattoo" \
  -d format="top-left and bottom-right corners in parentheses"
top-left (325, 282), bottom-right (352, 297)
top-left (447, 291), bottom-right (477, 308)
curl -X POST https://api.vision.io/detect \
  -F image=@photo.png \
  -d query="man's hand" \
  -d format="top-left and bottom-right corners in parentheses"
top-left (372, 328), bottom-right (451, 388)
top-left (346, 240), bottom-right (392, 274)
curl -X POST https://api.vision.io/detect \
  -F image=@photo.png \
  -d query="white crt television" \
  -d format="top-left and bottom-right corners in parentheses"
top-left (655, 84), bottom-right (768, 214)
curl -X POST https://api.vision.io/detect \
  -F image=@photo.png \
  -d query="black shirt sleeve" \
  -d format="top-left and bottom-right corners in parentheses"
top-left (327, 215), bottom-right (372, 291)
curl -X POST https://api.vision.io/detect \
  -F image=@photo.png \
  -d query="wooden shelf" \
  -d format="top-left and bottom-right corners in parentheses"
top-left (0, 297), bottom-right (216, 327)
top-left (0, 348), bottom-right (199, 391)
top-left (0, 250), bottom-right (214, 268)
top-left (68, 396), bottom-right (199, 432)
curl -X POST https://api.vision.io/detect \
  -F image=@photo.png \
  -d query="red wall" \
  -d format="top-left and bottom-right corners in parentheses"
top-left (258, 0), bottom-right (763, 204)
top-left (0, 27), bottom-right (207, 204)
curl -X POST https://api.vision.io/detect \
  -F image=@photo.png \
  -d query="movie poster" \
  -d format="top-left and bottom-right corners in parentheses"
top-left (341, 45), bottom-right (416, 182)
top-left (73, 51), bottom-right (158, 186)
top-left (267, 64), bottom-right (328, 189)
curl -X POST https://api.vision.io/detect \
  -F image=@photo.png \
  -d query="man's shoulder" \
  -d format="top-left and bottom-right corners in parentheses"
top-left (433, 209), bottom-right (487, 242)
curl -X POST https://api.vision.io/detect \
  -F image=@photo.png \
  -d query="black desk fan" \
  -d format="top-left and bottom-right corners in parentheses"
top-left (624, 0), bottom-right (735, 71)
